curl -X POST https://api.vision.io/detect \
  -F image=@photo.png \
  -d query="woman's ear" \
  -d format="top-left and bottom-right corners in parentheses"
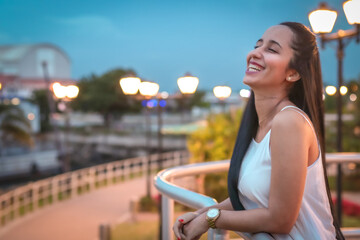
top-left (286, 71), bottom-right (301, 83)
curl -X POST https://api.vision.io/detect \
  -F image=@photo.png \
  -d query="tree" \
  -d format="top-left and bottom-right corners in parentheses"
top-left (0, 104), bottom-right (33, 155)
top-left (186, 109), bottom-right (244, 201)
top-left (30, 89), bottom-right (51, 133)
top-left (187, 109), bottom-right (243, 163)
top-left (325, 76), bottom-right (360, 152)
top-left (71, 68), bottom-right (141, 128)
top-left (173, 90), bottom-right (210, 113)
top-left (347, 78), bottom-right (360, 125)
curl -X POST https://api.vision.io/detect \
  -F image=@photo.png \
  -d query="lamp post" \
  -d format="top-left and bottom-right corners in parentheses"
top-left (119, 76), bottom-right (159, 198)
top-left (309, 0), bottom-right (360, 225)
top-left (156, 92), bottom-right (168, 171)
top-left (177, 72), bottom-right (199, 122)
top-left (139, 81), bottom-right (160, 198)
top-left (213, 85), bottom-right (232, 113)
top-left (52, 82), bottom-right (79, 172)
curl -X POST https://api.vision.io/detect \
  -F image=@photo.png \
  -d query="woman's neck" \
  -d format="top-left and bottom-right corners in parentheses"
top-left (254, 92), bottom-right (290, 129)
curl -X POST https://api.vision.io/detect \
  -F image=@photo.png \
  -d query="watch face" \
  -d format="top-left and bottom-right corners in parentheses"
top-left (208, 208), bottom-right (219, 218)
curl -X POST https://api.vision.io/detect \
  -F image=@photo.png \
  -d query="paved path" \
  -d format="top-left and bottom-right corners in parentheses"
top-left (0, 176), bottom-right (158, 240)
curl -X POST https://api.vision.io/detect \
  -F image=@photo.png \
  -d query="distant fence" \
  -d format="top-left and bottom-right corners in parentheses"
top-left (0, 150), bottom-right (60, 178)
top-left (0, 150), bottom-right (189, 228)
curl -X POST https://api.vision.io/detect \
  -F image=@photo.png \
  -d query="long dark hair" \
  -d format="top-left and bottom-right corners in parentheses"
top-left (227, 22), bottom-right (344, 239)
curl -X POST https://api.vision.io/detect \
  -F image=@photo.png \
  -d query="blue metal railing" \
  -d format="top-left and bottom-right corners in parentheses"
top-left (154, 153), bottom-right (360, 240)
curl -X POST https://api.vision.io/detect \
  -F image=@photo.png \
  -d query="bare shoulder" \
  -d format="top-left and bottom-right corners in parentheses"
top-left (271, 108), bottom-right (310, 140)
top-left (270, 108), bottom-right (313, 167)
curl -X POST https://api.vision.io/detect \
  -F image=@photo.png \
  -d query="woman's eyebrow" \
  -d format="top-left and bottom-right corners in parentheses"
top-left (256, 39), bottom-right (282, 49)
top-left (269, 40), bottom-right (282, 49)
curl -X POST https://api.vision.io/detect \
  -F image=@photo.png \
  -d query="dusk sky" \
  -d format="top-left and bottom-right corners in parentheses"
top-left (1, 0), bottom-right (359, 93)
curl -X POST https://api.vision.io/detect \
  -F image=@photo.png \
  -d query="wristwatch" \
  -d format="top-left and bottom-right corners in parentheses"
top-left (206, 208), bottom-right (221, 229)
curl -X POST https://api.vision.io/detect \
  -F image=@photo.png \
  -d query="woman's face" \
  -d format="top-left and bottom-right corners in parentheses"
top-left (243, 25), bottom-right (296, 90)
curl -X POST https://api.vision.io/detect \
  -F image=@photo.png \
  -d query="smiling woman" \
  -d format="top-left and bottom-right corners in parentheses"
top-left (172, 22), bottom-right (345, 240)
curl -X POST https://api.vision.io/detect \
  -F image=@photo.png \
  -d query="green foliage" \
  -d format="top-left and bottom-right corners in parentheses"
top-left (324, 94), bottom-right (337, 113)
top-left (111, 220), bottom-right (159, 240)
top-left (0, 104), bottom-right (33, 149)
top-left (71, 68), bottom-right (141, 127)
top-left (328, 173), bottom-right (360, 192)
top-left (110, 218), bottom-right (241, 240)
top-left (204, 172), bottom-right (229, 202)
top-left (173, 90), bottom-right (210, 113)
top-left (325, 121), bottom-right (360, 153)
top-left (138, 196), bottom-right (158, 212)
top-left (325, 76), bottom-right (360, 153)
top-left (187, 109), bottom-right (243, 201)
top-left (187, 109), bottom-right (243, 163)
top-left (347, 78), bottom-right (360, 125)
top-left (343, 215), bottom-right (360, 227)
top-left (187, 90), bottom-right (210, 109)
top-left (30, 89), bottom-right (51, 132)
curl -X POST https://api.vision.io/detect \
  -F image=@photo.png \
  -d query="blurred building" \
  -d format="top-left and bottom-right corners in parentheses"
top-left (0, 43), bottom-right (76, 132)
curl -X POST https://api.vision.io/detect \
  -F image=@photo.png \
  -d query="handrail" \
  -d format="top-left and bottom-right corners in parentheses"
top-left (154, 160), bottom-right (229, 240)
top-left (156, 160), bottom-right (228, 209)
top-left (154, 152), bottom-right (360, 240)
top-left (0, 150), bottom-right (189, 228)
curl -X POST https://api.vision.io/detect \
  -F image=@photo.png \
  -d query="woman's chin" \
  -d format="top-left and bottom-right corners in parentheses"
top-left (243, 77), bottom-right (254, 87)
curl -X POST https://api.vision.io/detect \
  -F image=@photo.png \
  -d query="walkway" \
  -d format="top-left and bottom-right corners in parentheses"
top-left (0, 176), bottom-right (158, 240)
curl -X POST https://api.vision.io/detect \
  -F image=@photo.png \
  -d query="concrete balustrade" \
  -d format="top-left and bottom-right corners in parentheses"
top-left (0, 150), bottom-right (189, 228)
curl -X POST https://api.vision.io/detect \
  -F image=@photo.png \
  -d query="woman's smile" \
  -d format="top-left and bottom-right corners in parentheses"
top-left (246, 61), bottom-right (265, 74)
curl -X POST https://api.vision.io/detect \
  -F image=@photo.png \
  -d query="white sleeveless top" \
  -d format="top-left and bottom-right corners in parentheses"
top-left (237, 106), bottom-right (336, 240)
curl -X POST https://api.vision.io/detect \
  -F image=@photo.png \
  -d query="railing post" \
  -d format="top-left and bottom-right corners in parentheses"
top-left (99, 223), bottom-right (111, 240)
top-left (51, 179), bottom-right (58, 203)
top-left (32, 183), bottom-right (38, 211)
top-left (208, 228), bottom-right (229, 240)
top-left (71, 173), bottom-right (78, 198)
top-left (162, 194), bottom-right (174, 240)
top-left (89, 168), bottom-right (96, 190)
top-left (107, 164), bottom-right (113, 184)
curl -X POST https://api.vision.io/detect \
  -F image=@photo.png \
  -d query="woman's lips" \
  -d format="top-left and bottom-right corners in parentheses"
top-left (246, 62), bottom-right (265, 74)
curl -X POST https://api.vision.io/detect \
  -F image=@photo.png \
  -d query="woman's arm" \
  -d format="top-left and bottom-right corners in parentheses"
top-left (195, 197), bottom-right (233, 215)
top-left (173, 193), bottom-right (233, 239)
top-left (183, 110), bottom-right (312, 238)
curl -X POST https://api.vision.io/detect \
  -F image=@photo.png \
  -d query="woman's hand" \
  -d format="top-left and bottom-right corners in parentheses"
top-left (173, 212), bottom-right (199, 240)
top-left (182, 212), bottom-right (209, 240)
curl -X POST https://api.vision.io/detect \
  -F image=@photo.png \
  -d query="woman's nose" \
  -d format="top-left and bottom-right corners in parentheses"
top-left (249, 47), bottom-right (262, 59)
top-left (247, 47), bottom-right (262, 62)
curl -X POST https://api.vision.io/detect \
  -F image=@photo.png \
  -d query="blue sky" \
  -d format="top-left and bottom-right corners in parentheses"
top-left (0, 0), bottom-right (359, 93)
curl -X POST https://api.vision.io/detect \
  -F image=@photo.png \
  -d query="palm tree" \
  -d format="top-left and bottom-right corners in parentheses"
top-left (0, 104), bottom-right (33, 155)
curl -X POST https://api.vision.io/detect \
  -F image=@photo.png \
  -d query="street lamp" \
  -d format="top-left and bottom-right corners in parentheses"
top-left (213, 85), bottom-right (232, 113)
top-left (177, 72), bottom-right (199, 122)
top-left (325, 85), bottom-right (349, 96)
top-left (119, 76), bottom-right (159, 198)
top-left (119, 76), bottom-right (141, 95)
top-left (325, 85), bottom-right (337, 96)
top-left (309, 0), bottom-right (360, 225)
top-left (52, 82), bottom-right (79, 172)
top-left (239, 89), bottom-right (251, 98)
top-left (139, 81), bottom-right (159, 198)
top-left (177, 73), bottom-right (199, 95)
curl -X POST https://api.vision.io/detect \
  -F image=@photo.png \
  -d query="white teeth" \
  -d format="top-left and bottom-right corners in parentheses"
top-left (248, 68), bottom-right (259, 72)
top-left (248, 63), bottom-right (263, 72)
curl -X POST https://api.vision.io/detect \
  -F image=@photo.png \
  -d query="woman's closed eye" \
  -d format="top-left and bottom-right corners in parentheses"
top-left (268, 48), bottom-right (278, 53)
top-left (253, 45), bottom-right (278, 53)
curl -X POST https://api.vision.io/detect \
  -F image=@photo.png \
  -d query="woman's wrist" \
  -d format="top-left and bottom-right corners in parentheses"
top-left (201, 212), bottom-right (210, 230)
top-left (195, 207), bottom-right (209, 215)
